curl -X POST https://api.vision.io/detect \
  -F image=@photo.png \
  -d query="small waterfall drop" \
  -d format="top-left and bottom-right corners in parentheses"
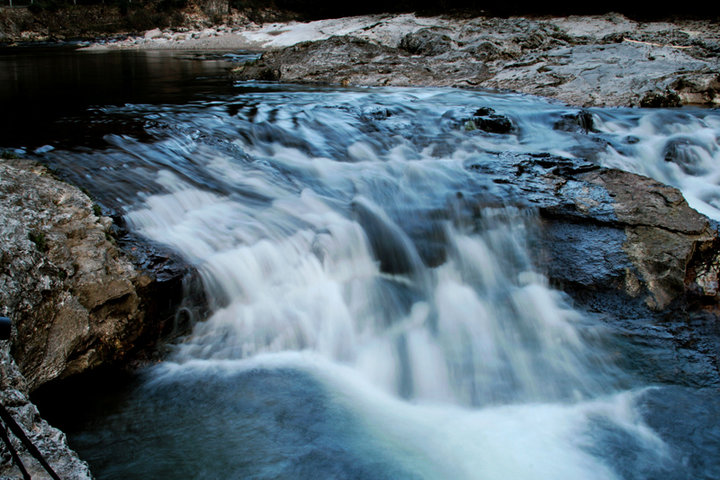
top-left (122, 93), bottom-right (623, 407)
top-left (30, 82), bottom-right (720, 480)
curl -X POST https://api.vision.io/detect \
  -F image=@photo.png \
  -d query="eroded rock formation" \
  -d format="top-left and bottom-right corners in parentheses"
top-left (0, 159), bottom-right (185, 391)
top-left (462, 151), bottom-right (719, 312)
top-left (0, 158), bottom-right (197, 478)
top-left (233, 14), bottom-right (720, 107)
top-left (534, 162), bottom-right (719, 310)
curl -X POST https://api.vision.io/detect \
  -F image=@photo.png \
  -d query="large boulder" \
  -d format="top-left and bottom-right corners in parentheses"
top-left (0, 159), bottom-right (195, 390)
top-left (496, 156), bottom-right (719, 310)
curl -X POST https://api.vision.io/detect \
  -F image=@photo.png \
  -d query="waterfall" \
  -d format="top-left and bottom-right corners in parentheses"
top-left (34, 83), bottom-right (720, 480)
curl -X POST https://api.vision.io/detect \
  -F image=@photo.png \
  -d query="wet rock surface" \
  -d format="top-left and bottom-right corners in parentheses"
top-left (232, 13), bottom-right (720, 107)
top-left (483, 155), bottom-right (720, 311)
top-left (467, 107), bottom-right (515, 134)
top-left (465, 152), bottom-right (720, 385)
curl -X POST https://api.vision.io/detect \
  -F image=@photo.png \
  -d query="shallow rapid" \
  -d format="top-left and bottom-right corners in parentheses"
top-left (4, 51), bottom-right (719, 480)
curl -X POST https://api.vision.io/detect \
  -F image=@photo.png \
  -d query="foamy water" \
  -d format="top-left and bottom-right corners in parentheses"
top-left (595, 109), bottom-right (720, 220)
top-left (35, 83), bottom-right (720, 479)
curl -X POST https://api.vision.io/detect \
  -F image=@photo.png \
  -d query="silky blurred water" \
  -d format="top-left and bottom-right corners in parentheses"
top-left (3, 50), bottom-right (719, 480)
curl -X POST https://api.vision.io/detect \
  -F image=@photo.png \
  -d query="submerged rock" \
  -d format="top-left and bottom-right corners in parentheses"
top-left (663, 137), bottom-right (712, 176)
top-left (553, 110), bottom-right (595, 133)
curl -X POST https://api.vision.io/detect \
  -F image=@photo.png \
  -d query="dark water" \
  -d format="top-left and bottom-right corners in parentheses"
top-left (2, 49), bottom-right (720, 480)
top-left (0, 47), bottom-right (254, 150)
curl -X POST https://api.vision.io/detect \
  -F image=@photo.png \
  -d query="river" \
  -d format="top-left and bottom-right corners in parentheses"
top-left (1, 48), bottom-right (719, 480)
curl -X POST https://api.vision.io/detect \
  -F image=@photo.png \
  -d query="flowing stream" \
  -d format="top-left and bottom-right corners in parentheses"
top-left (2, 50), bottom-right (720, 479)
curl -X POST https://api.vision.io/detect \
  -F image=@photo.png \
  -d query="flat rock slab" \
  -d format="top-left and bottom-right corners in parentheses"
top-left (228, 13), bottom-right (720, 107)
top-left (465, 154), bottom-right (720, 311)
top-left (484, 42), bottom-right (720, 107)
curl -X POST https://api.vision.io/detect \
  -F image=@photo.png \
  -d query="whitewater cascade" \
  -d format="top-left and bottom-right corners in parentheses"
top-left (36, 83), bottom-right (720, 479)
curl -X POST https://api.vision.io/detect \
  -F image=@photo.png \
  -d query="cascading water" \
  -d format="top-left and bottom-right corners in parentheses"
top-left (595, 109), bottom-right (720, 221)
top-left (110, 98), bottom-right (655, 478)
top-left (125, 165), bottom-right (611, 406)
top-left (6, 52), bottom-right (719, 479)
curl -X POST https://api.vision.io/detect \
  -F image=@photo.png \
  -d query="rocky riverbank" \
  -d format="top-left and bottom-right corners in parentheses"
top-left (5, 8), bottom-right (720, 107)
top-left (0, 158), bottom-right (200, 478)
top-left (227, 13), bottom-right (720, 107)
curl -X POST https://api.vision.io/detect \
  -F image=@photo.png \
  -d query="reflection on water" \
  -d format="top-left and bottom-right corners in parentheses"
top-left (0, 48), bottom-right (244, 150)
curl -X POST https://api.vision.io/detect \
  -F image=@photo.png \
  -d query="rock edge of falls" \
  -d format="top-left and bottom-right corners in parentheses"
top-left (1, 148), bottom-right (719, 477)
top-left (0, 159), bottom-right (203, 479)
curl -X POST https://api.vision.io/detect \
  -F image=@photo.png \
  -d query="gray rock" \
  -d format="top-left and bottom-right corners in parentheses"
top-left (497, 156), bottom-right (719, 310)
top-left (0, 158), bottom-right (203, 478)
top-left (398, 28), bottom-right (454, 56)
top-left (233, 14), bottom-right (720, 107)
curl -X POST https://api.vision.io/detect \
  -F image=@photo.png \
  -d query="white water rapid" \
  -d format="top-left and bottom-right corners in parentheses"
top-left (596, 109), bottom-right (720, 221)
top-left (32, 80), bottom-right (720, 480)
top-left (109, 87), bottom-right (676, 479)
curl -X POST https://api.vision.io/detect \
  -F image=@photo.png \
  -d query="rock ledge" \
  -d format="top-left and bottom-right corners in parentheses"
top-left (0, 158), bottom-right (195, 478)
